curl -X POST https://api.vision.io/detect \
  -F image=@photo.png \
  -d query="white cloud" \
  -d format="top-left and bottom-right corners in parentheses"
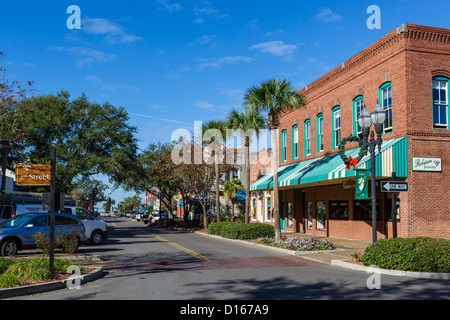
top-left (51, 47), bottom-right (117, 67)
top-left (194, 101), bottom-right (215, 110)
top-left (82, 18), bottom-right (142, 44)
top-left (315, 7), bottom-right (342, 23)
top-left (157, 0), bottom-right (183, 13)
top-left (193, 0), bottom-right (229, 23)
top-left (196, 56), bottom-right (253, 71)
top-left (249, 41), bottom-right (297, 58)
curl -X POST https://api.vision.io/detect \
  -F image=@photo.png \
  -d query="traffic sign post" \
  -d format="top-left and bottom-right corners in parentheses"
top-left (381, 181), bottom-right (408, 192)
top-left (382, 173), bottom-right (408, 239)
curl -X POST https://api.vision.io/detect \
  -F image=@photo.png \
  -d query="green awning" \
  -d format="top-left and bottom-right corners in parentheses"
top-left (250, 136), bottom-right (407, 191)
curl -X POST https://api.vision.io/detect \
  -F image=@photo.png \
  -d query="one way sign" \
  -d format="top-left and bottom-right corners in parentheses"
top-left (381, 181), bottom-right (409, 192)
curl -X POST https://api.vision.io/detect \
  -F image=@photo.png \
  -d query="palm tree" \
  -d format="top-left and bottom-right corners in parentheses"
top-left (244, 78), bottom-right (306, 241)
top-left (202, 120), bottom-right (227, 222)
top-left (223, 178), bottom-right (244, 219)
top-left (226, 107), bottom-right (265, 223)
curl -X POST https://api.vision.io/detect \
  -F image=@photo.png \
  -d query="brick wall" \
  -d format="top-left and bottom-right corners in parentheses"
top-left (265, 24), bottom-right (450, 240)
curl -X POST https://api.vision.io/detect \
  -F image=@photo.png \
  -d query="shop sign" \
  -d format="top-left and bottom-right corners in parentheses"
top-left (412, 157), bottom-right (442, 172)
top-left (355, 169), bottom-right (370, 200)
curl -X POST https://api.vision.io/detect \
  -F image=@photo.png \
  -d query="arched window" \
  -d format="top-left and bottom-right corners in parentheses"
top-left (281, 129), bottom-right (287, 162)
top-left (292, 125), bottom-right (298, 159)
top-left (432, 76), bottom-right (449, 128)
top-left (331, 106), bottom-right (341, 149)
top-left (304, 119), bottom-right (311, 156)
top-left (379, 82), bottom-right (393, 133)
top-left (316, 113), bottom-right (324, 153)
top-left (353, 96), bottom-right (364, 136)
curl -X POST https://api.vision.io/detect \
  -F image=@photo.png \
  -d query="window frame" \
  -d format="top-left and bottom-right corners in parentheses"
top-left (292, 125), bottom-right (298, 160)
top-left (379, 82), bottom-right (393, 133)
top-left (432, 76), bottom-right (449, 128)
top-left (316, 113), bottom-right (324, 153)
top-left (304, 119), bottom-right (311, 156)
top-left (331, 106), bottom-right (341, 149)
top-left (353, 96), bottom-right (364, 136)
top-left (281, 129), bottom-right (287, 162)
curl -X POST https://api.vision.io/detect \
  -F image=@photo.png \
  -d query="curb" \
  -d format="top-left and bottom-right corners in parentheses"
top-left (0, 255), bottom-right (103, 299)
top-left (331, 260), bottom-right (450, 280)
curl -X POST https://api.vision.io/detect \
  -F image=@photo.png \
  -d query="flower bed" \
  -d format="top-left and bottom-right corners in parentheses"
top-left (255, 237), bottom-right (335, 251)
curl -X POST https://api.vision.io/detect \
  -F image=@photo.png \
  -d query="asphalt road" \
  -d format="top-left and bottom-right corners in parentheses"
top-left (9, 216), bottom-right (449, 303)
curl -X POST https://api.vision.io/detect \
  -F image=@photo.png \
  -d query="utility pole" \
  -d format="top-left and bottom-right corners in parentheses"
top-left (49, 148), bottom-right (56, 273)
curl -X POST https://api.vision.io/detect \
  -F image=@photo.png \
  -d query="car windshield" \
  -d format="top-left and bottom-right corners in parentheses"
top-left (0, 215), bottom-right (33, 228)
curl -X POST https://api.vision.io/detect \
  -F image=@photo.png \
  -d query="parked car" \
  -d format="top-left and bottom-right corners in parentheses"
top-left (135, 212), bottom-right (143, 221)
top-left (151, 211), bottom-right (168, 225)
top-left (142, 211), bottom-right (151, 224)
top-left (62, 207), bottom-right (108, 245)
top-left (0, 213), bottom-right (88, 257)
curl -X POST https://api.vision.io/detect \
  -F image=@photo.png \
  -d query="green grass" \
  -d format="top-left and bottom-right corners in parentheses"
top-left (0, 257), bottom-right (81, 288)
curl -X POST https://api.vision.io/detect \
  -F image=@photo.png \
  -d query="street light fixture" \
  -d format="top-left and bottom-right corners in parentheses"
top-left (358, 102), bottom-right (386, 243)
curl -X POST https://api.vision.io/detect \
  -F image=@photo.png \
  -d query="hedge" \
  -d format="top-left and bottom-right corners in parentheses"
top-left (208, 222), bottom-right (275, 240)
top-left (360, 237), bottom-right (450, 273)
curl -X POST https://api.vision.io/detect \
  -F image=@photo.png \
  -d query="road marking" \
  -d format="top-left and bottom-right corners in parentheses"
top-left (153, 235), bottom-right (208, 260)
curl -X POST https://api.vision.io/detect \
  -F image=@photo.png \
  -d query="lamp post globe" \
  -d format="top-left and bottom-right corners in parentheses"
top-left (358, 107), bottom-right (372, 129)
top-left (371, 103), bottom-right (386, 125)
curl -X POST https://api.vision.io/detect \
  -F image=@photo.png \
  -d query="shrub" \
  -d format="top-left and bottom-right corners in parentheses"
top-left (33, 230), bottom-right (81, 255)
top-left (361, 237), bottom-right (450, 273)
top-left (0, 257), bottom-right (77, 288)
top-left (208, 222), bottom-right (275, 240)
top-left (255, 237), bottom-right (335, 251)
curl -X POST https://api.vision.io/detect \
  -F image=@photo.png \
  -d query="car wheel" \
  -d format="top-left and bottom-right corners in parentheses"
top-left (90, 230), bottom-right (103, 245)
top-left (1, 240), bottom-right (18, 257)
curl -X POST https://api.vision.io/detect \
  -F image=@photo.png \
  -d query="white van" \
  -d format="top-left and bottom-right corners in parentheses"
top-left (0, 204), bottom-right (42, 222)
top-left (62, 207), bottom-right (108, 245)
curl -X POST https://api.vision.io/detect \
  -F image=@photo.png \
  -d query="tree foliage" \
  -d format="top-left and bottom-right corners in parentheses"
top-left (11, 90), bottom-right (138, 193)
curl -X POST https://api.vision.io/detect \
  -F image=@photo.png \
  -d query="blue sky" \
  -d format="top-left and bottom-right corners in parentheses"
top-left (2, 0), bottom-right (449, 204)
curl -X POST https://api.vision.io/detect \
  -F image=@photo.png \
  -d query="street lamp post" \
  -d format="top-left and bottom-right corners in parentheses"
top-left (358, 103), bottom-right (386, 243)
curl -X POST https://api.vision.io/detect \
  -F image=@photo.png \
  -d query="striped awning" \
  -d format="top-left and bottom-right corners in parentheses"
top-left (250, 136), bottom-right (407, 191)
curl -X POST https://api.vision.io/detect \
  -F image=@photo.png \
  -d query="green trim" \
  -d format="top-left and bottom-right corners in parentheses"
top-left (316, 113), bottom-right (323, 153)
top-left (281, 129), bottom-right (287, 163)
top-left (303, 119), bottom-right (311, 157)
top-left (292, 125), bottom-right (298, 160)
top-left (331, 106), bottom-right (340, 149)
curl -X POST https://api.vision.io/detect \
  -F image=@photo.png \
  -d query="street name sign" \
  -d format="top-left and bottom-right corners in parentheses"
top-left (381, 181), bottom-right (408, 192)
top-left (15, 164), bottom-right (51, 186)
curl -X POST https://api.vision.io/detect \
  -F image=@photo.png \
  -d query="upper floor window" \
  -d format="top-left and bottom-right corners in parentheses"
top-left (316, 113), bottom-right (324, 152)
top-left (304, 120), bottom-right (311, 156)
top-left (353, 96), bottom-right (364, 136)
top-left (292, 125), bottom-right (298, 159)
top-left (332, 106), bottom-right (341, 149)
top-left (432, 76), bottom-right (448, 128)
top-left (281, 130), bottom-right (287, 162)
top-left (380, 82), bottom-right (393, 133)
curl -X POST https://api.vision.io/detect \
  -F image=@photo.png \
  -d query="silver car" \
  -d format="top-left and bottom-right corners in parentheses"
top-left (0, 213), bottom-right (88, 256)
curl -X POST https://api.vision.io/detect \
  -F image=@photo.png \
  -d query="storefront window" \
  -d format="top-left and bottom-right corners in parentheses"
top-left (316, 201), bottom-right (326, 231)
top-left (266, 197), bottom-right (271, 221)
top-left (329, 201), bottom-right (348, 219)
top-left (288, 202), bottom-right (293, 228)
top-left (354, 200), bottom-right (382, 220)
top-left (307, 202), bottom-right (313, 230)
top-left (386, 199), bottom-right (400, 221)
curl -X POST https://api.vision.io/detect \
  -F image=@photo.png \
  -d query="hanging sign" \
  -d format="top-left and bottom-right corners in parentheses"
top-left (355, 169), bottom-right (370, 200)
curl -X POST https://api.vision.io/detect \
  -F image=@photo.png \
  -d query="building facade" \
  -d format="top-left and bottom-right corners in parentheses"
top-left (251, 24), bottom-right (450, 241)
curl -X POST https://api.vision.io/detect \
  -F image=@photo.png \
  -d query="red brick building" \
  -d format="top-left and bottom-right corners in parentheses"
top-left (251, 24), bottom-right (450, 241)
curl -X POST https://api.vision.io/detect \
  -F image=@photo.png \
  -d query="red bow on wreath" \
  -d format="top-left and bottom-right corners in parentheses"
top-left (345, 156), bottom-right (359, 170)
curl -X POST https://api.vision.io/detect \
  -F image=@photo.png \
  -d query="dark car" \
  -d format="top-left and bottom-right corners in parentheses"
top-left (0, 213), bottom-right (88, 256)
top-left (142, 211), bottom-right (151, 224)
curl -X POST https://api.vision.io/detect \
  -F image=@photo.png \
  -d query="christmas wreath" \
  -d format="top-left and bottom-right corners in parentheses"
top-left (338, 135), bottom-right (368, 170)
